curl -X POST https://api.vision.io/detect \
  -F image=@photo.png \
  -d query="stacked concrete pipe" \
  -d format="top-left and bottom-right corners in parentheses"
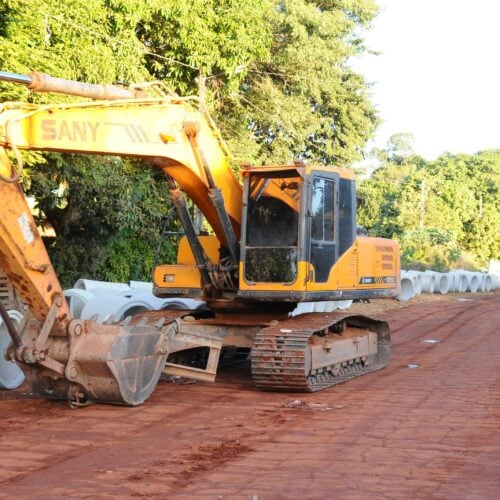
top-left (462, 271), bottom-right (480, 293)
top-left (484, 274), bottom-right (494, 292)
top-left (290, 299), bottom-right (353, 316)
top-left (475, 273), bottom-right (486, 292)
top-left (63, 288), bottom-right (95, 319)
top-left (406, 271), bottom-right (423, 296)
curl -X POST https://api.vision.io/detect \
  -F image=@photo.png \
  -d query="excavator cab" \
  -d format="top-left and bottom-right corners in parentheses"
top-left (238, 164), bottom-right (398, 303)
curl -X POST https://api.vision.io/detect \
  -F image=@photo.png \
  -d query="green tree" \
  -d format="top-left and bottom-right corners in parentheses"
top-left (1, 0), bottom-right (382, 285)
top-left (219, 0), bottom-right (380, 165)
top-left (358, 144), bottom-right (500, 270)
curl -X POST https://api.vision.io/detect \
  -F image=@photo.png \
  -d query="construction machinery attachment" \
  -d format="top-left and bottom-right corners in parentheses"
top-left (4, 307), bottom-right (222, 406)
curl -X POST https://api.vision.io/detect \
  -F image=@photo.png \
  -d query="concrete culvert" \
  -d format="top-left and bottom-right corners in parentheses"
top-left (290, 303), bottom-right (315, 316)
top-left (437, 274), bottom-right (450, 294)
top-left (484, 275), bottom-right (494, 292)
top-left (129, 281), bottom-right (153, 292)
top-left (448, 271), bottom-right (468, 292)
top-left (81, 294), bottom-right (153, 323)
top-left (337, 300), bottom-right (353, 310)
top-left (420, 274), bottom-right (436, 293)
top-left (160, 298), bottom-right (205, 310)
top-left (404, 271), bottom-right (423, 296)
top-left (475, 273), bottom-right (486, 292)
top-left (74, 279), bottom-right (129, 293)
top-left (118, 304), bottom-right (151, 319)
top-left (324, 301), bottom-right (339, 312)
top-left (64, 288), bottom-right (94, 319)
top-left (397, 277), bottom-right (415, 301)
top-left (465, 273), bottom-right (479, 293)
top-left (313, 302), bottom-right (327, 313)
top-left (424, 271), bottom-right (449, 294)
top-left (0, 310), bottom-right (25, 389)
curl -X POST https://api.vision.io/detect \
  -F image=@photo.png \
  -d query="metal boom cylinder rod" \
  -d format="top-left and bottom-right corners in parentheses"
top-left (0, 70), bottom-right (140, 100)
top-left (0, 71), bottom-right (32, 86)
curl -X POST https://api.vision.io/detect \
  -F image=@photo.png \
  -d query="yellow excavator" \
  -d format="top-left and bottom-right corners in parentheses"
top-left (0, 71), bottom-right (399, 406)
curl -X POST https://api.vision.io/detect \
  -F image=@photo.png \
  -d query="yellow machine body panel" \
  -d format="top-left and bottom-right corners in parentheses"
top-left (154, 235), bottom-right (221, 294)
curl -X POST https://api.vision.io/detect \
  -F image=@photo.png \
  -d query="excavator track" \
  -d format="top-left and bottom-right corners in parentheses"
top-left (251, 313), bottom-right (391, 392)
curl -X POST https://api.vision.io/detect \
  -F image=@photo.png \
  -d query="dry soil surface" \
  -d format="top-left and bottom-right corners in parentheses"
top-left (0, 293), bottom-right (499, 499)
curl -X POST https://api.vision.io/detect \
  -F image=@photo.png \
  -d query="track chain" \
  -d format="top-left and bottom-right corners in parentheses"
top-left (251, 312), bottom-right (391, 392)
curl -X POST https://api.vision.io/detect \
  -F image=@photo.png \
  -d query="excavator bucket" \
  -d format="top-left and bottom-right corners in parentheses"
top-left (17, 319), bottom-right (173, 406)
top-left (13, 310), bottom-right (223, 406)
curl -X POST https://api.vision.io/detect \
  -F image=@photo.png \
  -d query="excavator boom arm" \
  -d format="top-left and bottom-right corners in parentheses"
top-left (0, 98), bottom-right (242, 241)
top-left (0, 150), bottom-right (70, 329)
top-left (0, 71), bottom-right (244, 405)
top-left (0, 81), bottom-right (242, 321)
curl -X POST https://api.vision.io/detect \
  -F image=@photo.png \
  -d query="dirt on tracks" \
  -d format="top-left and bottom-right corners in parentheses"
top-left (0, 293), bottom-right (499, 499)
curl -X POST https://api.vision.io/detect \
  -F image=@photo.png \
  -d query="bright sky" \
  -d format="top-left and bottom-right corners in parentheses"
top-left (353, 0), bottom-right (500, 160)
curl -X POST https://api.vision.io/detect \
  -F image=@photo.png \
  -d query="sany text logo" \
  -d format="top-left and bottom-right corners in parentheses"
top-left (41, 119), bottom-right (166, 144)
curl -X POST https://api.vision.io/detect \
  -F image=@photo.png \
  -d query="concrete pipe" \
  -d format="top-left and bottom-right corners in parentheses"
top-left (74, 279), bottom-right (130, 294)
top-left (115, 301), bottom-right (154, 321)
top-left (81, 293), bottom-right (152, 323)
top-left (290, 302), bottom-right (315, 317)
top-left (313, 302), bottom-right (328, 313)
top-left (118, 290), bottom-right (165, 307)
top-left (484, 275), bottom-right (494, 292)
top-left (324, 301), bottom-right (340, 312)
top-left (160, 298), bottom-right (206, 311)
top-left (420, 273), bottom-right (436, 293)
top-left (122, 293), bottom-right (208, 312)
top-left (129, 281), bottom-right (154, 292)
top-left (464, 273), bottom-right (479, 293)
top-left (0, 310), bottom-right (25, 389)
top-left (337, 300), bottom-right (353, 310)
top-left (424, 271), bottom-right (449, 294)
top-left (475, 273), bottom-right (486, 292)
top-left (489, 274), bottom-right (499, 290)
top-left (397, 276), bottom-right (416, 301)
top-left (63, 288), bottom-right (95, 319)
top-left (403, 270), bottom-right (423, 296)
top-left (457, 274), bottom-right (468, 292)
top-left (448, 271), bottom-right (468, 292)
top-left (446, 273), bottom-right (456, 292)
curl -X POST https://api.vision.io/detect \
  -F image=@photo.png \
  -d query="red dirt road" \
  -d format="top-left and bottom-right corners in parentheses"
top-left (0, 294), bottom-right (499, 498)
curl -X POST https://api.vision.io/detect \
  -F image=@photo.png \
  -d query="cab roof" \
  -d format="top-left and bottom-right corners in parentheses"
top-left (240, 162), bottom-right (356, 181)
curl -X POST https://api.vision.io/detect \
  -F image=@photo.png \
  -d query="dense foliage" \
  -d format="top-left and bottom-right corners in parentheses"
top-left (0, 0), bottom-right (379, 286)
top-left (357, 137), bottom-right (500, 271)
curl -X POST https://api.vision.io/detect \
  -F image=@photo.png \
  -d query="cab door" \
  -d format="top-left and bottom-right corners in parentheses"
top-left (307, 173), bottom-right (339, 288)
